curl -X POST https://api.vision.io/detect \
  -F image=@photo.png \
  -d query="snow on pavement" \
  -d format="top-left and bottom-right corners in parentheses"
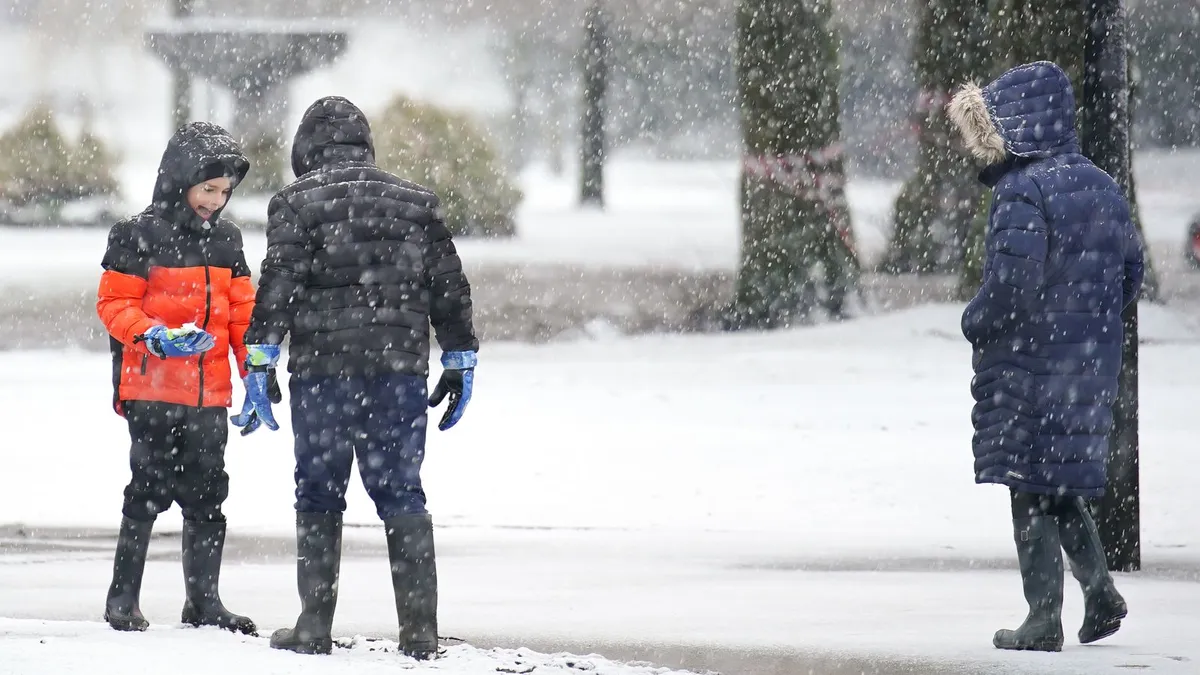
top-left (3, 304), bottom-right (1200, 673)
top-left (0, 617), bottom-right (699, 675)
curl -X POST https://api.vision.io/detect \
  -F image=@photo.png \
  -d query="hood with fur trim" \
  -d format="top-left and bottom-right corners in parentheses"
top-left (947, 61), bottom-right (1080, 166)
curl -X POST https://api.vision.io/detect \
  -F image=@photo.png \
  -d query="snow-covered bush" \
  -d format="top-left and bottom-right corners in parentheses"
top-left (0, 104), bottom-right (119, 211)
top-left (373, 96), bottom-right (521, 238)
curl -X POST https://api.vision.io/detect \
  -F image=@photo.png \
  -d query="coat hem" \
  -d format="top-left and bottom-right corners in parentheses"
top-left (976, 475), bottom-right (1104, 498)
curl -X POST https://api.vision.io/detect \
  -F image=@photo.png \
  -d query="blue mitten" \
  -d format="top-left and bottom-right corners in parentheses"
top-left (428, 350), bottom-right (476, 431)
top-left (231, 344), bottom-right (281, 434)
top-left (136, 324), bottom-right (215, 359)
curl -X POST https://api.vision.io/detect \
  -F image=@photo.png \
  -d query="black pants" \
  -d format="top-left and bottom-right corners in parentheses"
top-left (122, 401), bottom-right (229, 523)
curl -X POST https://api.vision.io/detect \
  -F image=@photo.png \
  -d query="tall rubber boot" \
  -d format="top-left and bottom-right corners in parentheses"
top-left (104, 517), bottom-right (153, 632)
top-left (1059, 497), bottom-right (1128, 644)
top-left (384, 513), bottom-right (439, 660)
top-left (180, 520), bottom-right (257, 635)
top-left (270, 513), bottom-right (343, 655)
top-left (994, 492), bottom-right (1065, 652)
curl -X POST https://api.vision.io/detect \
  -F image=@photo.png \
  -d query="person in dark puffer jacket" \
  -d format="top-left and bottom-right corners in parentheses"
top-left (948, 61), bottom-right (1144, 652)
top-left (240, 96), bottom-right (478, 659)
top-left (96, 122), bottom-right (258, 636)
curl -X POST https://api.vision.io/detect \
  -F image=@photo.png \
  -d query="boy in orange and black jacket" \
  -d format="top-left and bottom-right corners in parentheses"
top-left (96, 121), bottom-right (266, 636)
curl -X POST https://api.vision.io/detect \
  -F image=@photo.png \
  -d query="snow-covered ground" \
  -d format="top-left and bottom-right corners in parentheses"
top-left (3, 305), bottom-right (1200, 674)
top-left (0, 619), bottom-right (702, 675)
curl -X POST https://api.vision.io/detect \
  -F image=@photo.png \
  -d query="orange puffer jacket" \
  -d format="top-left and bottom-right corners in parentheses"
top-left (96, 122), bottom-right (254, 413)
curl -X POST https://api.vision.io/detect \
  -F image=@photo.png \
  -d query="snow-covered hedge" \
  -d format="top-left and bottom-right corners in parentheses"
top-left (373, 96), bottom-right (521, 238)
top-left (0, 104), bottom-right (119, 211)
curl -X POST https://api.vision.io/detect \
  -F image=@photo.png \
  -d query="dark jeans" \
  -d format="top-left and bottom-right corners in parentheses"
top-left (122, 401), bottom-right (229, 523)
top-left (290, 373), bottom-right (429, 519)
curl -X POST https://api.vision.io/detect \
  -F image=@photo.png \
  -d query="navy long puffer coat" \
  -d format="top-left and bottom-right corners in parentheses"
top-left (947, 61), bottom-right (1144, 497)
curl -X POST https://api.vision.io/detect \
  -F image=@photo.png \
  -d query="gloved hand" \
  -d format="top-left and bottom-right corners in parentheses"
top-left (135, 323), bottom-right (215, 359)
top-left (230, 369), bottom-right (282, 436)
top-left (230, 344), bottom-right (282, 435)
top-left (428, 350), bottom-right (476, 431)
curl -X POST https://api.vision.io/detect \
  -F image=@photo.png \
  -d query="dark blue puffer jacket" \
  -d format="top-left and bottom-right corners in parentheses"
top-left (950, 61), bottom-right (1144, 497)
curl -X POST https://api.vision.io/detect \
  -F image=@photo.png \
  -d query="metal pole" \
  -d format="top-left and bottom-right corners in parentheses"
top-left (579, 0), bottom-right (608, 208)
top-left (171, 0), bottom-right (194, 132)
top-left (1081, 0), bottom-right (1140, 572)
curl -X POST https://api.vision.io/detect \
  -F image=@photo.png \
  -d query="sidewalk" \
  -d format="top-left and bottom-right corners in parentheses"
top-left (2, 526), bottom-right (1197, 675)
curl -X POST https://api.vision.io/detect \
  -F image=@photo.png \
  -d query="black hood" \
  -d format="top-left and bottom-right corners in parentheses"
top-left (151, 122), bottom-right (250, 231)
top-left (291, 96), bottom-right (376, 178)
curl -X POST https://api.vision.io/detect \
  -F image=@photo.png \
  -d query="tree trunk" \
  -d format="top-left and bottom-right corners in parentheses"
top-left (579, 0), bottom-right (609, 208)
top-left (171, 0), bottom-right (193, 133)
top-left (731, 0), bottom-right (858, 329)
top-left (1081, 0), bottom-right (1140, 573)
top-left (884, 0), bottom-right (989, 276)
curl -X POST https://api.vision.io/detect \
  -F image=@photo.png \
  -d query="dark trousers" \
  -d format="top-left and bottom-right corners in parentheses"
top-left (290, 373), bottom-right (429, 520)
top-left (122, 401), bottom-right (229, 523)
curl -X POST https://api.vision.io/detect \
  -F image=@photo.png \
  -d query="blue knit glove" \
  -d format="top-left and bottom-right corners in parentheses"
top-left (231, 345), bottom-right (281, 433)
top-left (136, 323), bottom-right (214, 359)
top-left (429, 350), bottom-right (476, 431)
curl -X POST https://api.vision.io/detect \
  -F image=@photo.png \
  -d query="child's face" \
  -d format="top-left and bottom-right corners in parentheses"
top-left (186, 177), bottom-right (233, 221)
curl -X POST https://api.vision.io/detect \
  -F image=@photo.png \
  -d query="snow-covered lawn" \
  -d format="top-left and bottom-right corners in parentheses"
top-left (2, 305), bottom-right (1200, 674)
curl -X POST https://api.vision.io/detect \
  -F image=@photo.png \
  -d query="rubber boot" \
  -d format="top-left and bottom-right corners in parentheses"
top-left (104, 517), bottom-right (153, 632)
top-left (994, 492), bottom-right (1065, 652)
top-left (384, 513), bottom-right (439, 660)
top-left (1059, 497), bottom-right (1128, 644)
top-left (270, 513), bottom-right (343, 655)
top-left (180, 520), bottom-right (257, 635)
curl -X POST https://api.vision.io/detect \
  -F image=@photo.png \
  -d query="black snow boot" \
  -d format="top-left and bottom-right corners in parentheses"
top-left (1059, 497), bottom-right (1127, 644)
top-left (104, 517), bottom-right (153, 632)
top-left (270, 512), bottom-right (343, 655)
top-left (180, 520), bottom-right (257, 635)
top-left (993, 493), bottom-right (1065, 652)
top-left (384, 513), bottom-right (439, 660)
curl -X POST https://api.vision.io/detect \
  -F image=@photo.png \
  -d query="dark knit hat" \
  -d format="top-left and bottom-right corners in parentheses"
top-left (193, 160), bottom-right (243, 189)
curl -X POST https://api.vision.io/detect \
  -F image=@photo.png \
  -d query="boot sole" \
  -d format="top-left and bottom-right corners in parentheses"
top-left (270, 640), bottom-right (333, 655)
top-left (104, 615), bottom-right (149, 632)
top-left (181, 610), bottom-right (258, 636)
top-left (993, 630), bottom-right (1063, 652)
top-left (1080, 610), bottom-right (1127, 644)
top-left (181, 618), bottom-right (259, 636)
top-left (270, 628), bottom-right (333, 655)
top-left (994, 641), bottom-right (1063, 652)
top-left (402, 645), bottom-right (438, 660)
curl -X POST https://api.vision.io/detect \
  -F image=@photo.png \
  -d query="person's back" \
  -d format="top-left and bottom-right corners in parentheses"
top-left (250, 96), bottom-right (477, 378)
top-left (958, 63), bottom-right (1142, 496)
top-left (1010, 151), bottom-right (1132, 364)
top-left (243, 96), bottom-right (478, 660)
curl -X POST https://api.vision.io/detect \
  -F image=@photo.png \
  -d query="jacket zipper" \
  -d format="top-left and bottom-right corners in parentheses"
top-left (140, 354), bottom-right (148, 375)
top-left (198, 245), bottom-right (212, 408)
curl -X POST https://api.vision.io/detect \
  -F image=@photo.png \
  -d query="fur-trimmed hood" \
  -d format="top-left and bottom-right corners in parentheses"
top-left (947, 61), bottom-right (1079, 165)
